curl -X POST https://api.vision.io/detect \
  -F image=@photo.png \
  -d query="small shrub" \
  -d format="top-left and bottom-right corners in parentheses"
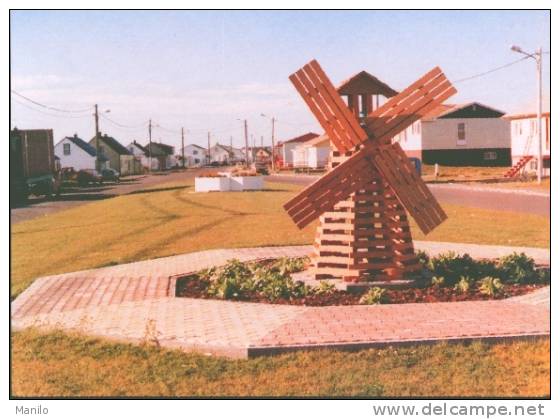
top-left (271, 257), bottom-right (308, 275)
top-left (478, 277), bottom-right (504, 297)
top-left (536, 268), bottom-right (551, 284)
top-left (314, 281), bottom-right (336, 295)
top-left (427, 252), bottom-right (478, 286)
top-left (454, 276), bottom-right (474, 294)
top-left (496, 253), bottom-right (538, 284)
top-left (431, 276), bottom-right (445, 287)
top-left (415, 250), bottom-right (430, 268)
top-left (359, 287), bottom-right (389, 305)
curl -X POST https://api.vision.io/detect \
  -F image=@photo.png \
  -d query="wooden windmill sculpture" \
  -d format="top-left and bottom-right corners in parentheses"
top-left (284, 60), bottom-right (457, 282)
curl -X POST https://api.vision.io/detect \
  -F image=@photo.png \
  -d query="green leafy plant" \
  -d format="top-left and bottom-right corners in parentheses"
top-left (431, 276), bottom-right (445, 287)
top-left (478, 277), bottom-right (504, 297)
top-left (454, 276), bottom-right (474, 294)
top-left (496, 253), bottom-right (538, 284)
top-left (314, 281), bottom-right (336, 295)
top-left (427, 252), bottom-right (479, 286)
top-left (359, 287), bottom-right (389, 305)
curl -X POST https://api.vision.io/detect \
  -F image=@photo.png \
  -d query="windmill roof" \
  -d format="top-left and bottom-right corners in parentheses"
top-left (337, 71), bottom-right (398, 98)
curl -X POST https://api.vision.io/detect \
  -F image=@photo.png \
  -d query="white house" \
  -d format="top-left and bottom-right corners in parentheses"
top-left (396, 102), bottom-right (511, 166)
top-left (279, 132), bottom-right (319, 168)
top-left (180, 144), bottom-right (207, 167)
top-left (126, 141), bottom-right (155, 170)
top-left (55, 134), bottom-right (108, 171)
top-left (505, 112), bottom-right (550, 176)
top-left (209, 144), bottom-right (244, 165)
top-left (292, 134), bottom-right (330, 169)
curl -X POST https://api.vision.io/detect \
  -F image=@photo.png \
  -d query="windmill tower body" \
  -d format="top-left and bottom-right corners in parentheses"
top-left (284, 61), bottom-right (454, 283)
top-left (310, 73), bottom-right (419, 281)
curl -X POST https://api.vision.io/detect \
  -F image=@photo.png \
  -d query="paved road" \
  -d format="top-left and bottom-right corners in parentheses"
top-left (10, 168), bottom-right (213, 224)
top-left (267, 175), bottom-right (550, 217)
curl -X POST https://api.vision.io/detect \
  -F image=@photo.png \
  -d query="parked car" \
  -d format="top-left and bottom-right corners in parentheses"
top-left (77, 169), bottom-right (102, 186)
top-left (101, 168), bottom-right (120, 183)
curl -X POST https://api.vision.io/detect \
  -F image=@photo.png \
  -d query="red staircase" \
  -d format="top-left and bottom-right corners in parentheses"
top-left (504, 156), bottom-right (533, 178)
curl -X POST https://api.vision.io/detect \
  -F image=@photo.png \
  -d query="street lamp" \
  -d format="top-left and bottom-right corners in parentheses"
top-left (261, 113), bottom-right (276, 172)
top-left (511, 45), bottom-right (543, 184)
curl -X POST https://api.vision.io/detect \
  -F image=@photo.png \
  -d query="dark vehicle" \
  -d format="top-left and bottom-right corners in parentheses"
top-left (77, 169), bottom-right (102, 186)
top-left (10, 128), bottom-right (61, 206)
top-left (101, 168), bottom-right (120, 183)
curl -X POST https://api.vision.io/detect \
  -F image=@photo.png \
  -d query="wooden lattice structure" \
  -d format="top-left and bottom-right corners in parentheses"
top-left (284, 60), bottom-right (457, 281)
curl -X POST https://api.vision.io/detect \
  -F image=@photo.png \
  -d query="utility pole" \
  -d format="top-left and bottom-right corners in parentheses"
top-left (230, 135), bottom-right (233, 151)
top-left (244, 119), bottom-right (249, 168)
top-left (207, 131), bottom-right (211, 165)
top-left (94, 104), bottom-right (100, 172)
top-left (536, 47), bottom-right (543, 184)
top-left (181, 127), bottom-right (185, 169)
top-left (148, 119), bottom-right (152, 173)
top-left (260, 135), bottom-right (263, 148)
top-left (271, 117), bottom-right (276, 172)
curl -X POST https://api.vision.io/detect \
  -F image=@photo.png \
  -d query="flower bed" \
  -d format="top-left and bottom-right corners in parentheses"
top-left (175, 252), bottom-right (549, 306)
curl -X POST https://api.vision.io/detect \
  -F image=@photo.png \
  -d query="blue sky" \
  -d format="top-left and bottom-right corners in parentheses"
top-left (10, 10), bottom-right (550, 150)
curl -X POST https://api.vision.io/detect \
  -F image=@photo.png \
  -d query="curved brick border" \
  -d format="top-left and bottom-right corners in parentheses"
top-left (11, 243), bottom-right (550, 358)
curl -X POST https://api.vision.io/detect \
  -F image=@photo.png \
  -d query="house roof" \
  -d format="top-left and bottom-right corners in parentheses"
top-left (188, 144), bottom-right (207, 150)
top-left (129, 140), bottom-right (148, 153)
top-left (64, 134), bottom-right (109, 161)
top-left (337, 71), bottom-right (398, 98)
top-left (435, 102), bottom-right (506, 119)
top-left (94, 133), bottom-right (131, 155)
top-left (503, 112), bottom-right (551, 121)
top-left (145, 142), bottom-right (175, 156)
top-left (420, 104), bottom-right (456, 121)
top-left (281, 132), bottom-right (320, 145)
top-left (302, 133), bottom-right (330, 147)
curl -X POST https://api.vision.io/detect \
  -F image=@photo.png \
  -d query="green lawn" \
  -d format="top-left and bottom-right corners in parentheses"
top-left (11, 330), bottom-right (550, 397)
top-left (11, 181), bottom-right (549, 297)
top-left (10, 179), bottom-right (550, 398)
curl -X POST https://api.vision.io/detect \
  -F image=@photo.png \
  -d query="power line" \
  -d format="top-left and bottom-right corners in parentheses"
top-left (11, 90), bottom-right (92, 113)
top-left (11, 97), bottom-right (92, 119)
top-left (453, 56), bottom-right (530, 84)
top-left (100, 113), bottom-right (148, 130)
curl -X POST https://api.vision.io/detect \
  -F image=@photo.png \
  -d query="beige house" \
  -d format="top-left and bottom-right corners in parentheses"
top-left (396, 102), bottom-right (511, 166)
top-left (292, 134), bottom-right (330, 169)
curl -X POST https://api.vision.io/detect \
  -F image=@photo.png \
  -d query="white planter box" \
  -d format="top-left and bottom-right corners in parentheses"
top-left (195, 177), bottom-right (230, 192)
top-left (231, 176), bottom-right (264, 191)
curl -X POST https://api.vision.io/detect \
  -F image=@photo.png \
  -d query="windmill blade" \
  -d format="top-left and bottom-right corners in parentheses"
top-left (284, 142), bottom-right (446, 233)
top-left (365, 67), bottom-right (456, 143)
top-left (289, 59), bottom-right (367, 153)
top-left (372, 143), bottom-right (447, 234)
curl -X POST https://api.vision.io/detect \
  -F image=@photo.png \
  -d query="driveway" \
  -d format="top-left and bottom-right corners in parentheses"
top-left (10, 168), bottom-right (214, 224)
top-left (267, 174), bottom-right (550, 217)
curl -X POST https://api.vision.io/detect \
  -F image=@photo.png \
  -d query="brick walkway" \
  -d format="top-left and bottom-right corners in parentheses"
top-left (11, 242), bottom-right (550, 358)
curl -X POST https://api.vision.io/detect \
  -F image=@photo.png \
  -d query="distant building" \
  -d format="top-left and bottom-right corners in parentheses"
top-left (90, 133), bottom-right (141, 175)
top-left (279, 132), bottom-right (320, 168)
top-left (396, 102), bottom-right (511, 166)
top-left (292, 134), bottom-right (330, 169)
top-left (146, 142), bottom-right (177, 170)
top-left (209, 143), bottom-right (245, 165)
top-left (504, 112), bottom-right (550, 176)
top-left (180, 144), bottom-right (207, 167)
top-left (55, 134), bottom-right (108, 171)
top-left (127, 141), bottom-right (152, 171)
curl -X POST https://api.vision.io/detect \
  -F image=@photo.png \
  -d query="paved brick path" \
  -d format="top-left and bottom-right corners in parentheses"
top-left (12, 242), bottom-right (550, 358)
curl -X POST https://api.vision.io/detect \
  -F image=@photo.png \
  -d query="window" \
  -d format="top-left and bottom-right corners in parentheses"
top-left (457, 123), bottom-right (466, 145)
top-left (193, 150), bottom-right (198, 155)
top-left (63, 143), bottom-right (71, 155)
top-left (194, 158), bottom-right (200, 164)
top-left (483, 151), bottom-right (497, 161)
top-left (518, 122), bottom-right (523, 135)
